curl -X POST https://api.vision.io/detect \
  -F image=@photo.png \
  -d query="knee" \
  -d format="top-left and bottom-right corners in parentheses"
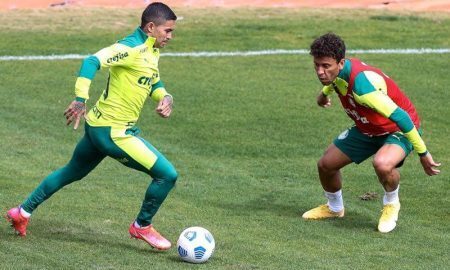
top-left (317, 157), bottom-right (334, 173)
top-left (155, 165), bottom-right (178, 186)
top-left (372, 156), bottom-right (394, 175)
top-left (165, 167), bottom-right (178, 184)
top-left (150, 157), bottom-right (178, 185)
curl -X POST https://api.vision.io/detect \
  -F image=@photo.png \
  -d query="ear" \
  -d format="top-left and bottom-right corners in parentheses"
top-left (338, 59), bottom-right (345, 70)
top-left (145, 22), bottom-right (156, 35)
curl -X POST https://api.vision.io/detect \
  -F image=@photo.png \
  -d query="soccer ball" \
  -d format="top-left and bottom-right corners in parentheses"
top-left (177, 226), bottom-right (215, 263)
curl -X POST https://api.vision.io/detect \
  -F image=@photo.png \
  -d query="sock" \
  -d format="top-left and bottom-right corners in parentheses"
top-left (19, 207), bottom-right (31, 218)
top-left (325, 190), bottom-right (344, 212)
top-left (134, 221), bottom-right (150, 229)
top-left (383, 185), bottom-right (400, 205)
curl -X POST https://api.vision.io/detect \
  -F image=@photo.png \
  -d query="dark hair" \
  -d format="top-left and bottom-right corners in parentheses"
top-left (141, 2), bottom-right (177, 28)
top-left (309, 33), bottom-right (346, 62)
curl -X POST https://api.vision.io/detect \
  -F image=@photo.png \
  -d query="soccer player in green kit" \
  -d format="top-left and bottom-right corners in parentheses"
top-left (302, 33), bottom-right (441, 233)
top-left (6, 2), bottom-right (177, 250)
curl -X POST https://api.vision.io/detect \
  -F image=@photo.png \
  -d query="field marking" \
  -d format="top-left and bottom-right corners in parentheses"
top-left (1, 48), bottom-right (449, 61)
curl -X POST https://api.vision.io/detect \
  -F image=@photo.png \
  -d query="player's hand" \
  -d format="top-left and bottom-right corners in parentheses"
top-left (419, 152), bottom-right (441, 176)
top-left (317, 92), bottom-right (331, 108)
top-left (64, 100), bottom-right (86, 130)
top-left (156, 95), bottom-right (173, 118)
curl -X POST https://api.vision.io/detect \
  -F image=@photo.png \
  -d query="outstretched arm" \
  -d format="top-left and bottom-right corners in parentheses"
top-left (66, 55), bottom-right (99, 130)
top-left (67, 43), bottom-right (135, 129)
top-left (353, 72), bottom-right (441, 176)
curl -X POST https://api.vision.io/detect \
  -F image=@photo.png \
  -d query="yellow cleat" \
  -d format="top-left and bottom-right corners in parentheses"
top-left (302, 204), bottom-right (344, 220)
top-left (378, 202), bottom-right (401, 233)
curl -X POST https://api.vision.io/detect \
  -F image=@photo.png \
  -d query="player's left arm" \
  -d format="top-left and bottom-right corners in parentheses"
top-left (353, 72), bottom-right (440, 175)
top-left (150, 71), bottom-right (173, 118)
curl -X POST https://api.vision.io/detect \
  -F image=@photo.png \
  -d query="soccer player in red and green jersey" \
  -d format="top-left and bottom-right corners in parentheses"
top-left (302, 33), bottom-right (441, 233)
top-left (6, 2), bottom-right (178, 250)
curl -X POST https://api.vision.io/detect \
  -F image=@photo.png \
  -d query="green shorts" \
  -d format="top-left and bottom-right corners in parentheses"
top-left (333, 126), bottom-right (414, 165)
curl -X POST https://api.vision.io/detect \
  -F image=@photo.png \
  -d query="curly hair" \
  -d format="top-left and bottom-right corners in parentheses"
top-left (309, 33), bottom-right (346, 62)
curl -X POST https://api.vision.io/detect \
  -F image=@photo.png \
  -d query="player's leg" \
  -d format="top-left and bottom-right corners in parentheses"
top-left (91, 126), bottom-right (177, 250)
top-left (302, 144), bottom-right (351, 219)
top-left (303, 127), bottom-right (378, 220)
top-left (373, 144), bottom-right (405, 192)
top-left (317, 144), bottom-right (352, 192)
top-left (128, 147), bottom-right (177, 250)
top-left (373, 132), bottom-right (412, 233)
top-left (134, 148), bottom-right (177, 227)
top-left (6, 129), bottom-right (105, 236)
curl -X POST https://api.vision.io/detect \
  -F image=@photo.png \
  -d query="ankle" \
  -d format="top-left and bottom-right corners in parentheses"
top-left (134, 221), bottom-right (151, 229)
top-left (19, 207), bottom-right (31, 218)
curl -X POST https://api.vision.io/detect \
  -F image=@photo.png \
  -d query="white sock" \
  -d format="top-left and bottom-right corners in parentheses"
top-left (19, 207), bottom-right (31, 218)
top-left (325, 190), bottom-right (344, 212)
top-left (383, 185), bottom-right (400, 205)
top-left (134, 221), bottom-right (150, 229)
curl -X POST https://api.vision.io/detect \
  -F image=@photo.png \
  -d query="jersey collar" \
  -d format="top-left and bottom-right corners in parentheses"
top-left (337, 59), bottom-right (351, 82)
top-left (136, 27), bottom-right (157, 48)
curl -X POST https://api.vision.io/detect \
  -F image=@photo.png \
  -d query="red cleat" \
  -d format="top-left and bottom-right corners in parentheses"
top-left (129, 223), bottom-right (171, 250)
top-left (5, 207), bottom-right (29, 236)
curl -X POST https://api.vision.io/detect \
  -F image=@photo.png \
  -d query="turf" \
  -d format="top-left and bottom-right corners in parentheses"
top-left (0, 7), bottom-right (449, 269)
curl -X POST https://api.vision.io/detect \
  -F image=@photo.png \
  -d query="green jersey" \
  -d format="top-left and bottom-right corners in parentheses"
top-left (74, 27), bottom-right (170, 128)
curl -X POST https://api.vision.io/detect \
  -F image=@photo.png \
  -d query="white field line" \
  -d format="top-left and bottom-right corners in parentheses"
top-left (0, 48), bottom-right (449, 61)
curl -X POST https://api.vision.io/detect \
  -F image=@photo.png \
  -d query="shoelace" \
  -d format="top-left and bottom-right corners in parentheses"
top-left (380, 205), bottom-right (396, 221)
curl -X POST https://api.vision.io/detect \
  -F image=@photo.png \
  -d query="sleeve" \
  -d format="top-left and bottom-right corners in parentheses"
top-left (149, 71), bottom-right (171, 102)
top-left (74, 43), bottom-right (136, 101)
top-left (322, 84), bottom-right (334, 96)
top-left (353, 71), bottom-right (427, 154)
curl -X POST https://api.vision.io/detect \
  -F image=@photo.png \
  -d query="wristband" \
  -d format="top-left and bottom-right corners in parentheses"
top-left (322, 85), bottom-right (333, 96)
top-left (75, 97), bottom-right (86, 103)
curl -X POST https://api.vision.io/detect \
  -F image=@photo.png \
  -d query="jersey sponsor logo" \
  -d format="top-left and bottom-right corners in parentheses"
top-left (138, 73), bottom-right (159, 87)
top-left (138, 76), bottom-right (152, 86)
top-left (107, 52), bottom-right (129, 63)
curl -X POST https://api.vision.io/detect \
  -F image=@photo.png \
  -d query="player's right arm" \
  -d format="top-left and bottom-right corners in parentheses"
top-left (317, 85), bottom-right (333, 107)
top-left (74, 43), bottom-right (136, 102)
top-left (65, 43), bottom-right (136, 129)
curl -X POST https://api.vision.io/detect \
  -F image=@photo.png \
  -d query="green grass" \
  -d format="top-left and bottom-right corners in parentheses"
top-left (0, 7), bottom-right (449, 269)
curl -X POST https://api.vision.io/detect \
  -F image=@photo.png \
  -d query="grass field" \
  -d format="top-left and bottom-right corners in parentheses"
top-left (0, 7), bottom-right (449, 269)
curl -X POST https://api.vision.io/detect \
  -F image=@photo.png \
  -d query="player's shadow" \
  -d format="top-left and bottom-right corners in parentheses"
top-left (3, 218), bottom-right (190, 264)
top-left (208, 191), bottom-right (301, 218)
top-left (30, 219), bottom-right (166, 255)
top-left (317, 210), bottom-right (376, 230)
top-left (209, 192), bottom-right (376, 230)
